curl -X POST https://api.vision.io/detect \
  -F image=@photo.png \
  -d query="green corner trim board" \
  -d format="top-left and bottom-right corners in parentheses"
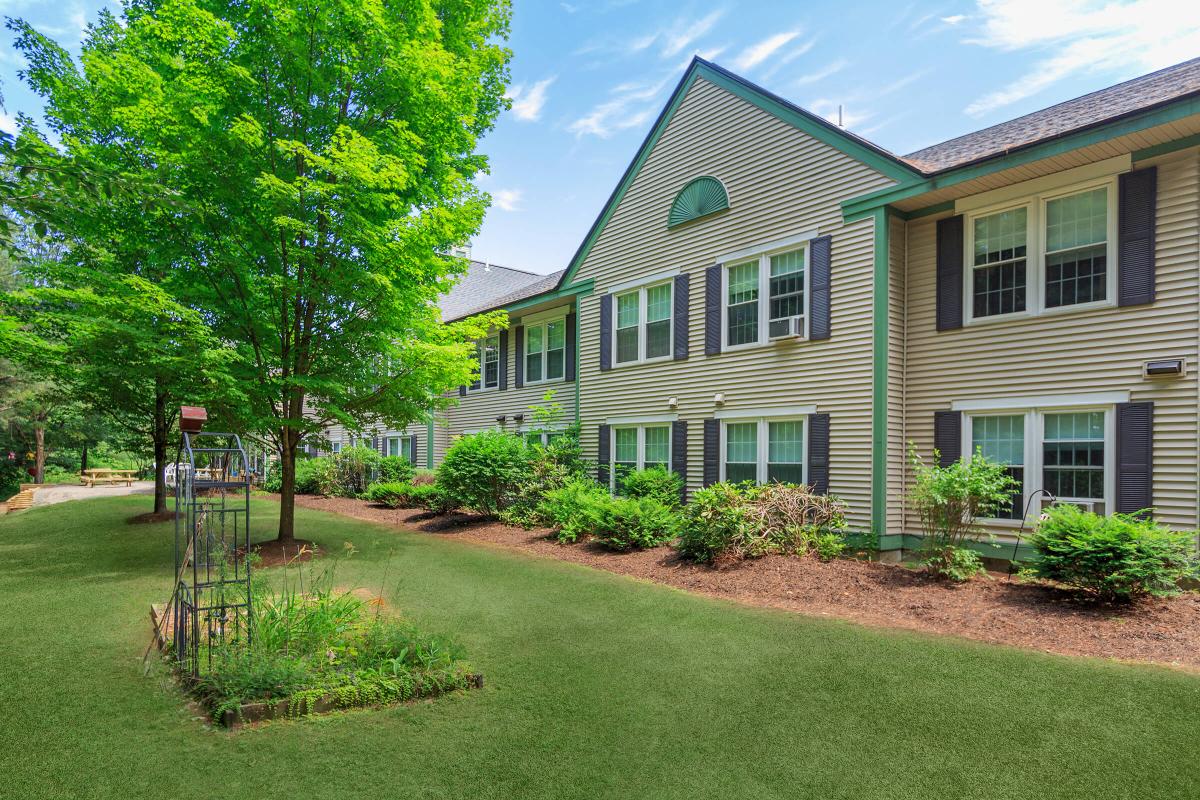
top-left (870, 208), bottom-right (890, 542)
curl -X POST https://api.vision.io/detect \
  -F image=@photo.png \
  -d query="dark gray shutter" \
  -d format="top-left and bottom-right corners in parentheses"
top-left (809, 235), bottom-right (832, 340)
top-left (933, 410), bottom-right (962, 467)
top-left (671, 420), bottom-right (688, 502)
top-left (499, 329), bottom-right (508, 390)
top-left (599, 294), bottom-right (612, 371)
top-left (564, 312), bottom-right (577, 382)
top-left (704, 265), bottom-right (721, 355)
top-left (673, 274), bottom-right (689, 360)
top-left (597, 424), bottom-right (610, 487)
top-left (411, 434), bottom-right (419, 466)
top-left (702, 418), bottom-right (720, 486)
top-left (1116, 401), bottom-right (1154, 515)
top-left (514, 325), bottom-right (524, 388)
top-left (807, 413), bottom-right (830, 494)
top-left (1118, 167), bottom-right (1157, 307)
top-left (936, 215), bottom-right (964, 331)
top-left (458, 385), bottom-right (467, 397)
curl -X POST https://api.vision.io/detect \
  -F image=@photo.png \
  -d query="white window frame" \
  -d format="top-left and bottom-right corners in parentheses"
top-left (468, 334), bottom-right (500, 393)
top-left (720, 241), bottom-right (810, 351)
top-left (608, 423), bottom-right (673, 491)
top-left (963, 175), bottom-right (1118, 326)
top-left (612, 280), bottom-right (674, 367)
top-left (718, 414), bottom-right (807, 485)
top-left (962, 404), bottom-right (1116, 525)
top-left (386, 435), bottom-right (417, 462)
top-left (523, 316), bottom-right (567, 385)
top-left (330, 441), bottom-right (342, 454)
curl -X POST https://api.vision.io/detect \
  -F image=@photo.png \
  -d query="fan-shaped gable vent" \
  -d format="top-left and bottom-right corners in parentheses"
top-left (668, 177), bottom-right (729, 228)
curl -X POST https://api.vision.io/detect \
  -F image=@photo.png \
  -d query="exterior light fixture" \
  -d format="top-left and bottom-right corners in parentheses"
top-left (513, 413), bottom-right (525, 424)
top-left (496, 415), bottom-right (507, 425)
top-left (667, 396), bottom-right (678, 409)
top-left (1144, 358), bottom-right (1185, 378)
top-left (713, 393), bottom-right (725, 406)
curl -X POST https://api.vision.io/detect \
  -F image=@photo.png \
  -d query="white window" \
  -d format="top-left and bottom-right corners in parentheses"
top-left (524, 429), bottom-right (566, 448)
top-left (331, 441), bottom-right (342, 454)
top-left (614, 281), bottom-right (672, 365)
top-left (470, 334), bottom-right (500, 391)
top-left (525, 318), bottom-right (565, 383)
top-left (965, 177), bottom-right (1117, 323)
top-left (609, 424), bottom-right (671, 492)
top-left (963, 405), bottom-right (1114, 521)
top-left (386, 435), bottom-right (417, 463)
top-left (720, 416), bottom-right (805, 485)
top-left (723, 245), bottom-right (807, 348)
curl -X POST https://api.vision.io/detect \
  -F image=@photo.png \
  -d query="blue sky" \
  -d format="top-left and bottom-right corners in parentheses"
top-left (2, 0), bottom-right (1198, 274)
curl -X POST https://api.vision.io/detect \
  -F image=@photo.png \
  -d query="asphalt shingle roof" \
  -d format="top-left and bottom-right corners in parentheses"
top-left (438, 260), bottom-right (557, 321)
top-left (903, 57), bottom-right (1200, 174)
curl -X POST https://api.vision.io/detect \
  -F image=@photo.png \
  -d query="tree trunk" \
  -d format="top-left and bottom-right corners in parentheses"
top-left (152, 384), bottom-right (169, 515)
top-left (34, 426), bottom-right (45, 484)
top-left (277, 429), bottom-right (298, 543)
top-left (81, 444), bottom-right (88, 473)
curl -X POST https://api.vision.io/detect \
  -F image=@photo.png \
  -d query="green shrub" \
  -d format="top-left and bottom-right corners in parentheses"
top-left (377, 456), bottom-right (415, 485)
top-left (294, 457), bottom-right (333, 494)
top-left (406, 483), bottom-right (459, 515)
top-left (593, 496), bottom-right (680, 551)
top-left (502, 423), bottom-right (589, 528)
top-left (437, 431), bottom-right (531, 517)
top-left (923, 546), bottom-right (985, 582)
top-left (327, 445), bottom-right (381, 497)
top-left (364, 482), bottom-right (411, 508)
top-left (620, 466), bottom-right (684, 508)
top-left (908, 444), bottom-right (1018, 580)
top-left (411, 469), bottom-right (437, 486)
top-left (1027, 505), bottom-right (1197, 600)
top-left (262, 461), bottom-right (283, 493)
top-left (537, 479), bottom-right (611, 543)
top-left (676, 482), bottom-right (847, 566)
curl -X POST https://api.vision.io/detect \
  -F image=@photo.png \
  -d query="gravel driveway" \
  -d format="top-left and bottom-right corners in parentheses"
top-left (31, 481), bottom-right (155, 506)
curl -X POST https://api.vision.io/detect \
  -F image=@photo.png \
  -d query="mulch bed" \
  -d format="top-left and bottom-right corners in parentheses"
top-left (128, 511), bottom-right (178, 524)
top-left (289, 494), bottom-right (1200, 671)
top-left (249, 538), bottom-right (319, 568)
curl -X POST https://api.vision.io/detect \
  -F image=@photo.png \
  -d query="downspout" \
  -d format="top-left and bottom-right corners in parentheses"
top-left (901, 215), bottom-right (909, 538)
top-left (574, 294), bottom-right (582, 426)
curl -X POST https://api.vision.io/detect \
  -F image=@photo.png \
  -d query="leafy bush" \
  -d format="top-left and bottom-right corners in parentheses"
top-left (908, 444), bottom-right (1018, 580)
top-left (537, 479), bottom-right (611, 543)
top-left (924, 546), bottom-right (985, 582)
top-left (592, 496), bottom-right (680, 551)
top-left (377, 455), bottom-right (415, 485)
top-left (406, 483), bottom-right (459, 515)
top-left (1027, 505), bottom-right (1197, 600)
top-left (294, 457), bottom-right (333, 495)
top-left (437, 431), bottom-right (531, 517)
top-left (676, 482), bottom-right (848, 567)
top-left (262, 461), bottom-right (283, 493)
top-left (411, 469), bottom-right (437, 486)
top-left (364, 482), bottom-right (412, 508)
top-left (502, 422), bottom-right (590, 528)
top-left (620, 466), bottom-right (684, 508)
top-left (327, 445), bottom-right (381, 497)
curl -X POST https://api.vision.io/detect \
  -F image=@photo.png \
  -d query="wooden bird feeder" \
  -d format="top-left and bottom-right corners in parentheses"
top-left (180, 406), bottom-right (207, 434)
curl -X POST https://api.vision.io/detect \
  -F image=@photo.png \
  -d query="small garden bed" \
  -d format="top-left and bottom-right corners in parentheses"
top-left (150, 565), bottom-right (481, 728)
top-left (292, 493), bottom-right (1200, 671)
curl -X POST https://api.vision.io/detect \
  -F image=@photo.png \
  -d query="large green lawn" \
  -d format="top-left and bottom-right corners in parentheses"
top-left (2, 497), bottom-right (1199, 799)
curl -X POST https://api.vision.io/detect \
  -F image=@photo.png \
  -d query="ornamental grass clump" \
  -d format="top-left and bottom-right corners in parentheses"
top-left (1027, 504), bottom-right (1198, 601)
top-left (908, 445), bottom-right (1019, 582)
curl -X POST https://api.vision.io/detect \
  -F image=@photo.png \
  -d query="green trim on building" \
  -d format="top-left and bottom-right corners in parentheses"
top-left (1132, 131), bottom-right (1200, 162)
top-left (897, 200), bottom-right (954, 220)
top-left (871, 208), bottom-right (890, 545)
top-left (877, 533), bottom-right (1041, 563)
top-left (842, 95), bottom-right (1200, 221)
top-left (573, 296), bottom-right (582, 425)
top-left (425, 420), bottom-right (434, 470)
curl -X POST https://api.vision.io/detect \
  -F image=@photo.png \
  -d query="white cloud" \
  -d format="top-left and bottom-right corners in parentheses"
top-left (808, 98), bottom-right (874, 130)
top-left (758, 38), bottom-right (817, 80)
top-left (792, 58), bottom-right (848, 87)
top-left (963, 0), bottom-right (1200, 117)
top-left (660, 9), bottom-right (724, 58)
top-left (568, 74), bottom-right (673, 138)
top-left (492, 189), bottom-right (522, 212)
top-left (560, 2), bottom-right (579, 12)
top-left (732, 30), bottom-right (802, 72)
top-left (0, 111), bottom-right (19, 135)
top-left (507, 77), bottom-right (556, 122)
top-left (941, 14), bottom-right (968, 24)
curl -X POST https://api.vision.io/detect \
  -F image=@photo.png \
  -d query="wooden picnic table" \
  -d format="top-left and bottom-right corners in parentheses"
top-left (80, 469), bottom-right (138, 488)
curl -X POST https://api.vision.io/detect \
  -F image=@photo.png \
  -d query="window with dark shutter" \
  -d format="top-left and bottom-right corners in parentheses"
top-left (671, 420), bottom-right (688, 501)
top-left (1116, 401), bottom-right (1153, 514)
top-left (702, 418), bottom-right (719, 486)
top-left (565, 312), bottom-right (577, 381)
top-left (514, 326), bottom-right (524, 388)
top-left (704, 265), bottom-right (721, 355)
top-left (597, 424), bottom-right (611, 486)
top-left (1118, 167), bottom-right (1157, 307)
top-left (936, 215), bottom-right (964, 331)
top-left (933, 410), bottom-right (962, 467)
top-left (809, 236), bottom-right (832, 340)
top-left (807, 413), bottom-right (830, 493)
top-left (499, 329), bottom-right (508, 390)
top-left (673, 275), bottom-right (689, 360)
top-left (458, 385), bottom-right (467, 397)
top-left (599, 294), bottom-right (612, 371)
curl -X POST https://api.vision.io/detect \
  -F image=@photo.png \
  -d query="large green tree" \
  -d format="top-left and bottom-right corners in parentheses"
top-left (12, 0), bottom-right (510, 542)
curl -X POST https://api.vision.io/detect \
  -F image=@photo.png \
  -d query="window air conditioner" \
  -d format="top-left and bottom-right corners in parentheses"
top-left (768, 316), bottom-right (804, 340)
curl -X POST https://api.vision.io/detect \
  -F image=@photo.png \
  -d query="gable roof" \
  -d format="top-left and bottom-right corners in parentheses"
top-left (903, 57), bottom-right (1200, 174)
top-left (439, 260), bottom-right (552, 320)
top-left (443, 268), bottom-right (566, 322)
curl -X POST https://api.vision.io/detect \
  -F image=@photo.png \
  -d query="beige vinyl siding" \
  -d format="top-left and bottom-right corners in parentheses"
top-left (886, 213), bottom-right (908, 533)
top-left (572, 77), bottom-right (893, 531)
top-left (900, 148), bottom-right (1200, 535)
